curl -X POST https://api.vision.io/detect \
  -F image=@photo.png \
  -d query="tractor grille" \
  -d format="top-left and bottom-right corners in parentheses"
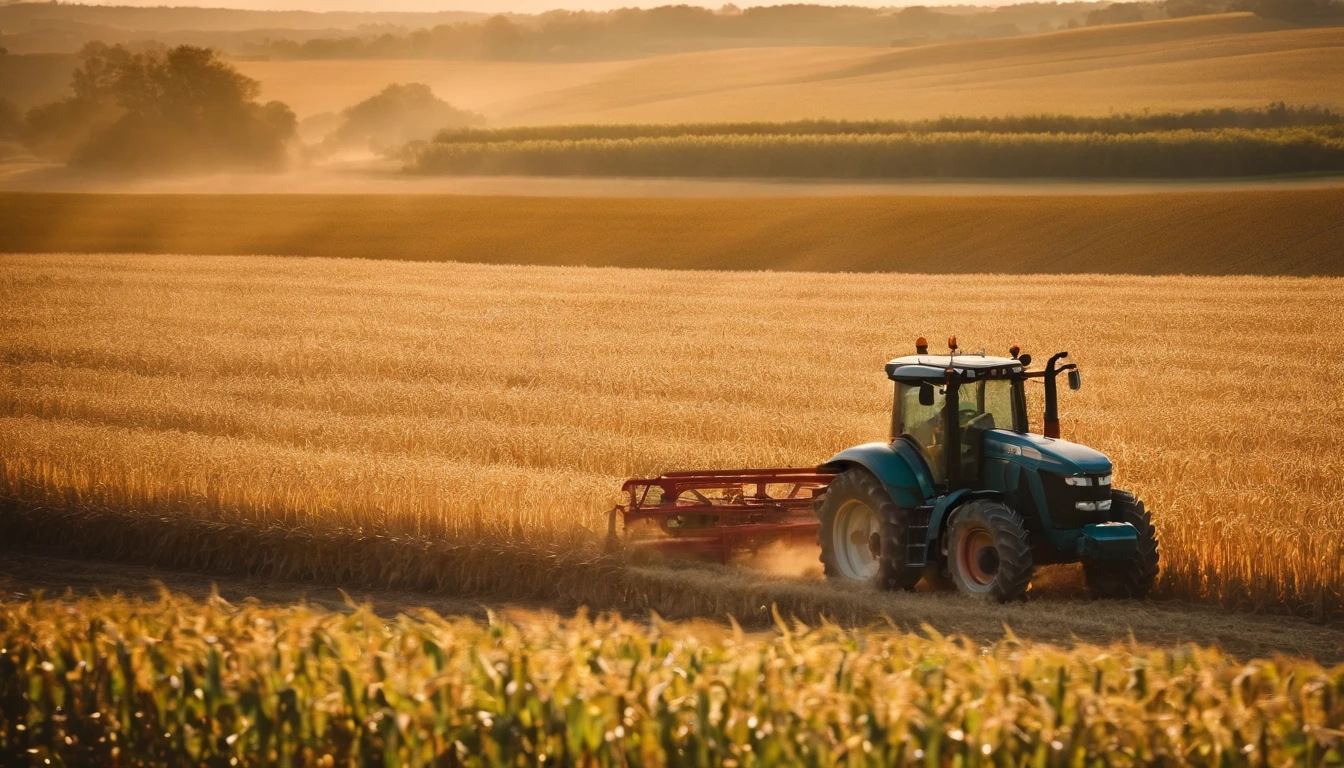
top-left (1040, 471), bottom-right (1113, 529)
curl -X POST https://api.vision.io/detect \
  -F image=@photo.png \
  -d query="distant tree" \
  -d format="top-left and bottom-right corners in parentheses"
top-left (895, 6), bottom-right (952, 33)
top-left (22, 42), bottom-right (295, 173)
top-left (481, 15), bottom-right (526, 59)
top-left (1236, 0), bottom-right (1344, 20)
top-left (1164, 0), bottom-right (1230, 16)
top-left (327, 83), bottom-right (484, 154)
top-left (718, 3), bottom-right (743, 15)
top-left (1086, 2), bottom-right (1149, 24)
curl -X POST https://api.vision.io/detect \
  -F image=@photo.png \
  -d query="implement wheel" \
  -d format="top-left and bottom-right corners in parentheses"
top-left (947, 500), bottom-right (1033, 602)
top-left (816, 469), bottom-right (920, 590)
top-left (1085, 490), bottom-right (1160, 599)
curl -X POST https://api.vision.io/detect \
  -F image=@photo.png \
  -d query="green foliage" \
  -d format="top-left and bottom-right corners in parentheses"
top-left (430, 106), bottom-right (1343, 145)
top-left (2, 594), bottom-right (1342, 766)
top-left (326, 83), bottom-right (483, 154)
top-left (22, 42), bottom-right (296, 174)
top-left (413, 124), bottom-right (1344, 180)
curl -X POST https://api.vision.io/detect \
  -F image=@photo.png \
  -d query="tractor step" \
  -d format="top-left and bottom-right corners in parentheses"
top-left (906, 505), bottom-right (934, 568)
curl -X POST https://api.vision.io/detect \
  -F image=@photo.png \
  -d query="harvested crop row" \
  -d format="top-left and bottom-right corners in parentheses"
top-left (2, 593), bottom-right (1342, 766)
top-left (411, 128), bottom-right (1344, 178)
top-left (3, 191), bottom-right (1342, 276)
top-left (1, 255), bottom-right (1342, 619)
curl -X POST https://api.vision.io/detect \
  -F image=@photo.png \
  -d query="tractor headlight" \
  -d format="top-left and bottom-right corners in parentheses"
top-left (1098, 474), bottom-right (1112, 486)
top-left (1076, 500), bottom-right (1113, 512)
top-left (1064, 476), bottom-right (1093, 487)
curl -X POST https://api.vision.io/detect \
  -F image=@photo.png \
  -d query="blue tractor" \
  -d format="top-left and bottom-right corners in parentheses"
top-left (814, 337), bottom-right (1159, 601)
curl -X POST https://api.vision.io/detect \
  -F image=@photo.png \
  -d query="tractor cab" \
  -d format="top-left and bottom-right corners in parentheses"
top-left (886, 349), bottom-right (1027, 490)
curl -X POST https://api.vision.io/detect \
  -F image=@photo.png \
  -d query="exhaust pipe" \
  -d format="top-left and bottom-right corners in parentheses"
top-left (1043, 352), bottom-right (1069, 439)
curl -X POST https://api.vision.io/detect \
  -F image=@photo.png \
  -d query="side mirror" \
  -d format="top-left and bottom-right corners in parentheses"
top-left (1018, 353), bottom-right (1032, 368)
top-left (1068, 369), bottom-right (1082, 391)
top-left (918, 383), bottom-right (936, 406)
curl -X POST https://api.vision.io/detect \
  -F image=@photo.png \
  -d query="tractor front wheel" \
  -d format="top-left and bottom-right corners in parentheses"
top-left (1084, 490), bottom-right (1160, 599)
top-left (816, 469), bottom-right (921, 591)
top-left (946, 500), bottom-right (1033, 602)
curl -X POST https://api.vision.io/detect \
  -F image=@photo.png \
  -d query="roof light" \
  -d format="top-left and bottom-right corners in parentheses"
top-left (1010, 344), bottom-right (1021, 359)
top-left (948, 336), bottom-right (958, 351)
top-left (915, 337), bottom-right (928, 354)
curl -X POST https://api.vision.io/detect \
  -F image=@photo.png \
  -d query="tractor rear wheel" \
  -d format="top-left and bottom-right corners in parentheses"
top-left (946, 500), bottom-right (1033, 602)
top-left (1084, 490), bottom-right (1160, 599)
top-left (816, 469), bottom-right (921, 591)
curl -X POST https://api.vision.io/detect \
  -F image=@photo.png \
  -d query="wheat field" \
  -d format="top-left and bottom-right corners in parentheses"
top-left (1, 254), bottom-right (1342, 620)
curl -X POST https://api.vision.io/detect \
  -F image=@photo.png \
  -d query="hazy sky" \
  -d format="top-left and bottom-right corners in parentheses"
top-left (78, 0), bottom-right (1020, 12)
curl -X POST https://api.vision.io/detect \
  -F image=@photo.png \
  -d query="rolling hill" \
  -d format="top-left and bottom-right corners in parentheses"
top-left (231, 14), bottom-right (1344, 123)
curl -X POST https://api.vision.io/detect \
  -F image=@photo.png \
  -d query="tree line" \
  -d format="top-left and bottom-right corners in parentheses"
top-left (228, 0), bottom-right (1344, 62)
top-left (8, 43), bottom-right (294, 173)
top-left (233, 3), bottom-right (1116, 62)
top-left (0, 43), bottom-right (480, 173)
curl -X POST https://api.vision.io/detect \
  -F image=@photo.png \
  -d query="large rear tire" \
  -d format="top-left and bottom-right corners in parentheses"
top-left (816, 469), bottom-right (921, 590)
top-left (946, 500), bottom-right (1033, 602)
top-left (1084, 490), bottom-right (1160, 599)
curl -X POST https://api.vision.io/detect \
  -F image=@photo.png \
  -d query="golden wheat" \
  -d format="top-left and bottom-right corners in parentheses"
top-left (1, 254), bottom-right (1342, 618)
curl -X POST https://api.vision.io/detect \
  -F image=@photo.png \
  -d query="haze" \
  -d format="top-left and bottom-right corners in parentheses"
top-left (76, 0), bottom-right (1027, 12)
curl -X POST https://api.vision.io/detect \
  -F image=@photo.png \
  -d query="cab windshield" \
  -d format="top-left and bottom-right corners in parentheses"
top-left (895, 378), bottom-right (1017, 485)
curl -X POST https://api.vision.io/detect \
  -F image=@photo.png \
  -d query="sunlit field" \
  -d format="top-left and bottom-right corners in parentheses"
top-left (4, 593), bottom-right (1342, 766)
top-left (2, 190), bottom-right (1342, 276)
top-left (233, 16), bottom-right (1344, 124)
top-left (2, 254), bottom-right (1341, 621)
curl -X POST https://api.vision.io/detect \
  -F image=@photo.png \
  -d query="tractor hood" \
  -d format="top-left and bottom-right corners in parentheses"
top-left (985, 431), bottom-right (1112, 476)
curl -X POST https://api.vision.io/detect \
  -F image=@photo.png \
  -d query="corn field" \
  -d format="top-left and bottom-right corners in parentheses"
top-left (429, 105), bottom-right (1342, 145)
top-left (2, 592), bottom-right (1342, 767)
top-left (1, 254), bottom-right (1342, 620)
top-left (411, 126), bottom-right (1344, 179)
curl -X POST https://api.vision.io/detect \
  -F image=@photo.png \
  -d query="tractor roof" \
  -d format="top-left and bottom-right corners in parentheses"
top-left (886, 354), bottom-right (1024, 382)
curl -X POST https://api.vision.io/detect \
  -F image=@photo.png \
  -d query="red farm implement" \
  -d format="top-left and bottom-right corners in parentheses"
top-left (607, 467), bottom-right (836, 564)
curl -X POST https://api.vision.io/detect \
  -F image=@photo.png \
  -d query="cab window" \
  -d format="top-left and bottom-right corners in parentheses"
top-left (895, 382), bottom-right (947, 484)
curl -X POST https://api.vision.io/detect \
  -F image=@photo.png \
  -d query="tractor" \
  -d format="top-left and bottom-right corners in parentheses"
top-left (609, 337), bottom-right (1159, 601)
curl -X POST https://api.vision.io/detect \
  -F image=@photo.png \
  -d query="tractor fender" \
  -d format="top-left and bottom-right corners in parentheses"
top-left (820, 441), bottom-right (932, 510)
top-left (927, 489), bottom-right (1013, 554)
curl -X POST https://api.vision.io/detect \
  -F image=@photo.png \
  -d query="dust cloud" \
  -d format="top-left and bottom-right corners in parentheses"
top-left (738, 539), bottom-right (825, 580)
